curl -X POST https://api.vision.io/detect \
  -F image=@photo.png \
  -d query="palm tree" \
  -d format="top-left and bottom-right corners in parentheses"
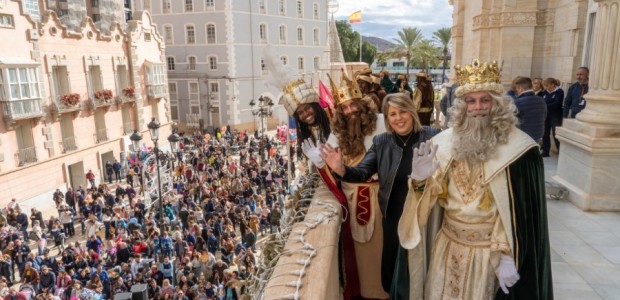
top-left (433, 27), bottom-right (452, 83)
top-left (392, 27), bottom-right (424, 76)
top-left (412, 39), bottom-right (441, 74)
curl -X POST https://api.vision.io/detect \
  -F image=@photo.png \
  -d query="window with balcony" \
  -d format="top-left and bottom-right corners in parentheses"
top-left (259, 23), bottom-right (267, 43)
top-left (167, 57), bottom-right (175, 70)
top-left (296, 1), bottom-right (303, 18)
top-left (205, 0), bottom-right (214, 9)
top-left (186, 25), bottom-right (195, 44)
top-left (168, 82), bottom-right (177, 99)
top-left (89, 65), bottom-right (103, 93)
top-left (190, 104), bottom-right (200, 114)
top-left (259, 0), bottom-right (266, 14)
top-left (0, 67), bottom-right (44, 120)
top-left (297, 27), bottom-right (303, 45)
top-left (23, 0), bottom-right (40, 21)
top-left (94, 109), bottom-right (108, 143)
top-left (313, 2), bottom-right (319, 19)
top-left (188, 56), bottom-right (196, 70)
top-left (210, 82), bottom-right (219, 93)
top-left (52, 66), bottom-right (71, 104)
top-left (189, 82), bottom-right (199, 100)
top-left (170, 104), bottom-right (179, 121)
top-left (279, 25), bottom-right (286, 44)
top-left (60, 116), bottom-right (77, 152)
top-left (297, 57), bottom-right (304, 73)
top-left (116, 64), bottom-right (130, 99)
top-left (185, 0), bottom-right (193, 12)
top-left (314, 56), bottom-right (320, 71)
top-left (313, 28), bottom-right (319, 46)
top-left (163, 0), bottom-right (171, 13)
top-left (206, 24), bottom-right (216, 44)
top-left (279, 0), bottom-right (285, 16)
top-left (163, 25), bottom-right (173, 44)
top-left (146, 64), bottom-right (166, 98)
top-left (15, 124), bottom-right (37, 166)
top-left (208, 56), bottom-right (217, 70)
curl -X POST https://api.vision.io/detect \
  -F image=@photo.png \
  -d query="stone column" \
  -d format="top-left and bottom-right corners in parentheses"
top-left (554, 0), bottom-right (620, 211)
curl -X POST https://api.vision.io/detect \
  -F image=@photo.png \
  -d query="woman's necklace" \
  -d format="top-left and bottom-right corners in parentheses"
top-left (396, 132), bottom-right (413, 147)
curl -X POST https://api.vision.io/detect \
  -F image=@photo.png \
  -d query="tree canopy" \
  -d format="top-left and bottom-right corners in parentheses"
top-left (335, 20), bottom-right (377, 66)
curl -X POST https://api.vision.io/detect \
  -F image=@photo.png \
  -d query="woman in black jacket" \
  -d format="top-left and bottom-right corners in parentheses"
top-left (322, 93), bottom-right (440, 298)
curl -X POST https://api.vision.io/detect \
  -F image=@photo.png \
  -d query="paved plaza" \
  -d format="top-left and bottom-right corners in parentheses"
top-left (544, 155), bottom-right (620, 299)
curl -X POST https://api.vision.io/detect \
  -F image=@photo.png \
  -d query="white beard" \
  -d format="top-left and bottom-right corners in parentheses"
top-left (452, 110), bottom-right (497, 163)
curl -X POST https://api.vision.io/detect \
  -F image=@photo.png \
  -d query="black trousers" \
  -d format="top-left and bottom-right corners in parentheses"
top-left (542, 116), bottom-right (562, 154)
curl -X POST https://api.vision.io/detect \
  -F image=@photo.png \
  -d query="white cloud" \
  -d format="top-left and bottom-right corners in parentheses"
top-left (331, 0), bottom-right (453, 40)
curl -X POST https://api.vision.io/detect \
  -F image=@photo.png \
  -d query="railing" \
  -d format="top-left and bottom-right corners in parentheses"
top-left (62, 136), bottom-right (78, 152)
top-left (17, 147), bottom-right (37, 166)
top-left (54, 95), bottom-right (82, 112)
top-left (122, 122), bottom-right (133, 135)
top-left (116, 95), bottom-right (135, 105)
top-left (91, 96), bottom-right (115, 108)
top-left (147, 84), bottom-right (166, 99)
top-left (1, 98), bottom-right (45, 121)
top-left (96, 128), bottom-right (108, 143)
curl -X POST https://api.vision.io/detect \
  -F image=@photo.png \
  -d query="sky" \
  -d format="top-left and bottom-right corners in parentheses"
top-left (331, 0), bottom-right (454, 42)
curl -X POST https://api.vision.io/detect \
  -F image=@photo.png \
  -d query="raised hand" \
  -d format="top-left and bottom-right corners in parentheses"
top-left (410, 142), bottom-right (439, 181)
top-left (301, 139), bottom-right (325, 168)
top-left (319, 143), bottom-right (345, 176)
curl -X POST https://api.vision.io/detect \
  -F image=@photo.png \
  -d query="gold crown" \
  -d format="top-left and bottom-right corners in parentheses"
top-left (336, 68), bottom-right (363, 105)
top-left (454, 59), bottom-right (501, 86)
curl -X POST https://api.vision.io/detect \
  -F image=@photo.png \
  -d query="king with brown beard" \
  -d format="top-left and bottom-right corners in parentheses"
top-left (326, 70), bottom-right (389, 299)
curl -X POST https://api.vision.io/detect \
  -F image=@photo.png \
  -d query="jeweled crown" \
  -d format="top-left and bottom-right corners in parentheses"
top-left (454, 59), bottom-right (502, 86)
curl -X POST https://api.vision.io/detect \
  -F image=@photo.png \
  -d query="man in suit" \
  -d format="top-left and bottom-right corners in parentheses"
top-left (513, 76), bottom-right (547, 144)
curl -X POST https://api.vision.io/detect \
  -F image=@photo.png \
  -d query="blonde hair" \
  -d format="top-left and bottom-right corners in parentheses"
top-left (382, 93), bottom-right (423, 134)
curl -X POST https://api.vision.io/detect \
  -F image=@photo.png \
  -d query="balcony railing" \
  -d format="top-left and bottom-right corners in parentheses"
top-left (122, 122), bottom-right (133, 135)
top-left (91, 96), bottom-right (115, 108)
top-left (54, 95), bottom-right (82, 113)
top-left (96, 128), bottom-right (108, 143)
top-left (146, 84), bottom-right (166, 99)
top-left (1, 98), bottom-right (45, 121)
top-left (62, 136), bottom-right (78, 152)
top-left (17, 147), bottom-right (37, 166)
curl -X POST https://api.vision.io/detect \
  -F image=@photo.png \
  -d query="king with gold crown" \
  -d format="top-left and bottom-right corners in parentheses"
top-left (397, 59), bottom-right (554, 300)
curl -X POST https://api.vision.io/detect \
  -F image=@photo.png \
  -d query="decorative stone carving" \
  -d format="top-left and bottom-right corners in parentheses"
top-left (473, 11), bottom-right (551, 30)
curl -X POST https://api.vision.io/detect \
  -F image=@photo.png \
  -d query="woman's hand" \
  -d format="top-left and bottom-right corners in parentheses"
top-left (320, 143), bottom-right (345, 176)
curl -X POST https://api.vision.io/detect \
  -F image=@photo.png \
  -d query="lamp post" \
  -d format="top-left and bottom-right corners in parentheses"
top-left (249, 96), bottom-right (274, 163)
top-left (129, 118), bottom-right (180, 233)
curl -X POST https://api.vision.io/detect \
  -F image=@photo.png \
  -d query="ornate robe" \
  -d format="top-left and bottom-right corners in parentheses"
top-left (399, 128), bottom-right (553, 300)
top-left (326, 114), bottom-right (388, 299)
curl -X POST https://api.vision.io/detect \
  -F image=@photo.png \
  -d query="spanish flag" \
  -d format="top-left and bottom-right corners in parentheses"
top-left (349, 10), bottom-right (361, 24)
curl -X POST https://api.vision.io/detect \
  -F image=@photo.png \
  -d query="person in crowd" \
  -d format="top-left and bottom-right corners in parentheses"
top-left (541, 77), bottom-right (565, 157)
top-left (321, 92), bottom-right (440, 298)
top-left (398, 59), bottom-right (553, 299)
top-left (563, 66), bottom-right (589, 118)
top-left (513, 76), bottom-right (547, 143)
top-left (413, 72), bottom-right (436, 126)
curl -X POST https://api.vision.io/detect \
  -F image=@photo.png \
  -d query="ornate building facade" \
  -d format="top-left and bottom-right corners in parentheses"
top-left (0, 0), bottom-right (172, 212)
top-left (449, 0), bottom-right (620, 211)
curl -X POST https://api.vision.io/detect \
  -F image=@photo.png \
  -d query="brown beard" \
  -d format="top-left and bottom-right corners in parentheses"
top-left (333, 101), bottom-right (377, 158)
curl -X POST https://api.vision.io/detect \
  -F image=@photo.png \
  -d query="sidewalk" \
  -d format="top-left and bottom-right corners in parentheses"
top-left (544, 154), bottom-right (620, 299)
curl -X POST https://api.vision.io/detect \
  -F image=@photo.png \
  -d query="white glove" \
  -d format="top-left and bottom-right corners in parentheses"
top-left (410, 142), bottom-right (439, 181)
top-left (301, 139), bottom-right (325, 168)
top-left (497, 254), bottom-right (520, 294)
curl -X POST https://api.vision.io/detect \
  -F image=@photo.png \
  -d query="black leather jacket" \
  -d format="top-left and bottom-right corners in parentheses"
top-left (339, 126), bottom-right (440, 217)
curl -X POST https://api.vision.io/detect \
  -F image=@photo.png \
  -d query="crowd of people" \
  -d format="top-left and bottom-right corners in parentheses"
top-left (1, 127), bottom-right (293, 300)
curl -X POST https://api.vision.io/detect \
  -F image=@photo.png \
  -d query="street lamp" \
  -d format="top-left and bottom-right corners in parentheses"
top-left (249, 96), bottom-right (274, 162)
top-left (129, 118), bottom-right (179, 233)
top-left (167, 130), bottom-right (180, 171)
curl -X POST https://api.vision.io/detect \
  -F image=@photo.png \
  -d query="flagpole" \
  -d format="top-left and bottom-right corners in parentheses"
top-left (359, 24), bottom-right (362, 62)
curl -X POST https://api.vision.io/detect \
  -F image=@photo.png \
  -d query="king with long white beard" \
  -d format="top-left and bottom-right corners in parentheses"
top-left (398, 59), bottom-right (553, 300)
